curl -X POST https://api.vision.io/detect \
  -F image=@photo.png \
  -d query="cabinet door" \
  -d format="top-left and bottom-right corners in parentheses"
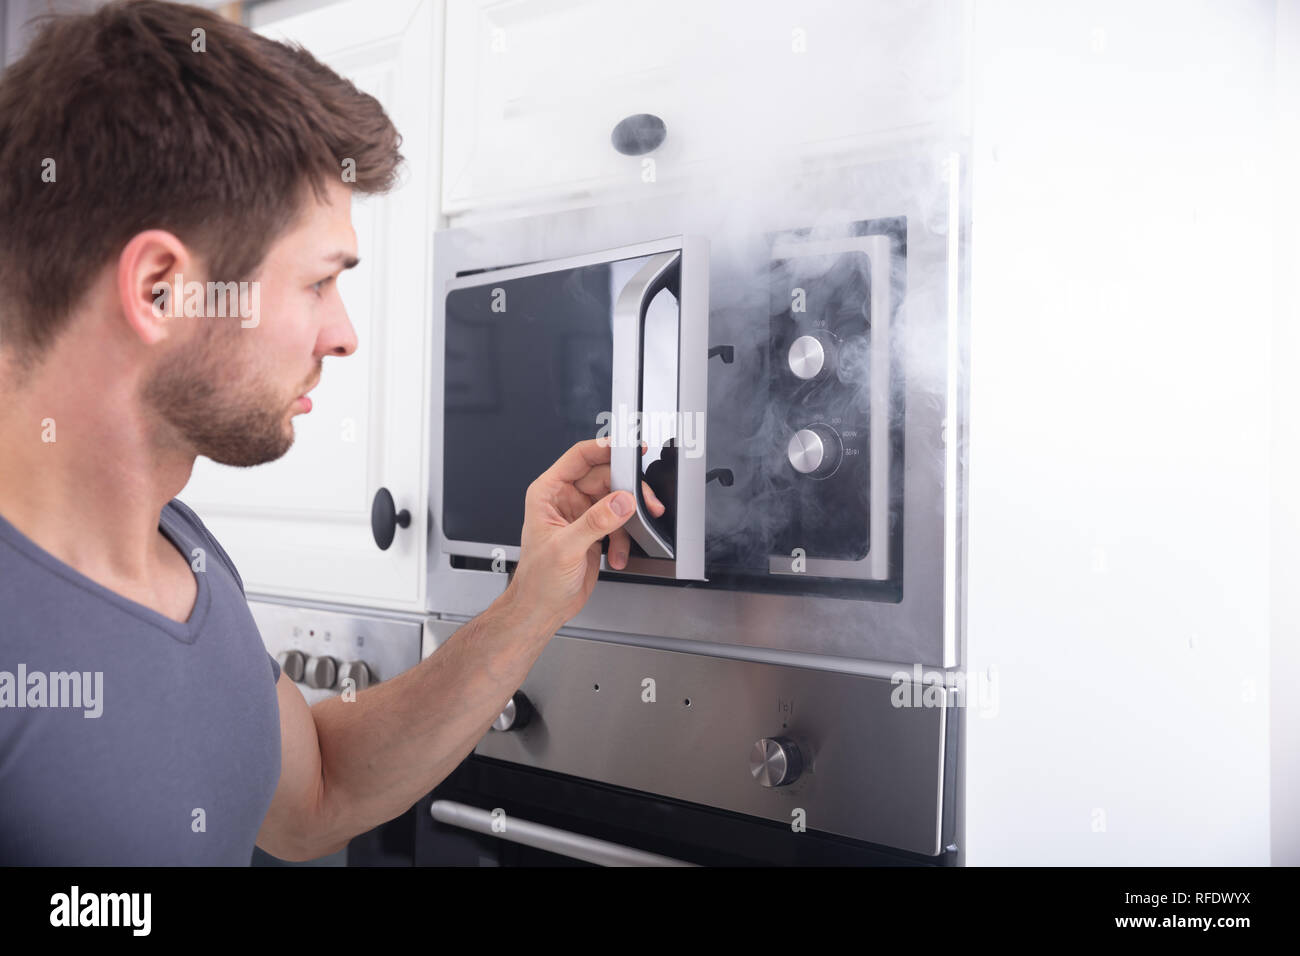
top-left (441, 0), bottom-right (962, 214)
top-left (179, 0), bottom-right (438, 611)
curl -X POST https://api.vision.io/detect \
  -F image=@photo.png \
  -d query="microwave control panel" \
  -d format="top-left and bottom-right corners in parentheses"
top-left (769, 248), bottom-right (876, 561)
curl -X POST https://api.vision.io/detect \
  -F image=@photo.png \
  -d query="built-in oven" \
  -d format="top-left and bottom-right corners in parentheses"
top-left (424, 153), bottom-right (967, 864)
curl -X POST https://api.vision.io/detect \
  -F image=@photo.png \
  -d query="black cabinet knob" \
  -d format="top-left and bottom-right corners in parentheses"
top-left (611, 113), bottom-right (667, 155)
top-left (371, 487), bottom-right (410, 551)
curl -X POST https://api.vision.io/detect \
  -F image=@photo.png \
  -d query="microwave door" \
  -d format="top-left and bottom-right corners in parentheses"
top-left (608, 239), bottom-right (709, 581)
top-left (610, 253), bottom-right (676, 560)
top-left (440, 235), bottom-right (709, 582)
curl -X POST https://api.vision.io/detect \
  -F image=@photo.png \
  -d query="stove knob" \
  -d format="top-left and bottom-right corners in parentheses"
top-left (491, 692), bottom-right (534, 732)
top-left (338, 660), bottom-right (372, 692)
top-left (787, 425), bottom-right (843, 478)
top-left (750, 737), bottom-right (803, 788)
top-left (277, 650), bottom-right (306, 683)
top-left (787, 334), bottom-right (827, 381)
top-left (302, 655), bottom-right (338, 690)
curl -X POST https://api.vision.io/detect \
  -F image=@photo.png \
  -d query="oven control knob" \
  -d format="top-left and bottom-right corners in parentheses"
top-left (750, 737), bottom-right (803, 788)
top-left (491, 692), bottom-right (534, 732)
top-left (338, 660), bottom-right (372, 692)
top-left (277, 650), bottom-right (306, 683)
top-left (302, 655), bottom-right (338, 690)
top-left (787, 425), bottom-right (842, 478)
top-left (787, 334), bottom-right (828, 381)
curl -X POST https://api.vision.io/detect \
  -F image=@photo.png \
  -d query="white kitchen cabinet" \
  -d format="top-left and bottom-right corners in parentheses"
top-left (441, 0), bottom-right (964, 215)
top-left (178, 0), bottom-right (440, 611)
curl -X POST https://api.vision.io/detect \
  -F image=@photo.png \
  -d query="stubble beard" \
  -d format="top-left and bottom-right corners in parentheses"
top-left (143, 320), bottom-right (297, 468)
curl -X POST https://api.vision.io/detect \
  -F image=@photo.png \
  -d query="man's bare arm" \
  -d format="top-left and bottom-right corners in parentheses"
top-left (255, 586), bottom-right (557, 861)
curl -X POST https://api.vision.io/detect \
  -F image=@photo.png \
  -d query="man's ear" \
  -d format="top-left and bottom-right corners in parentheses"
top-left (116, 230), bottom-right (193, 347)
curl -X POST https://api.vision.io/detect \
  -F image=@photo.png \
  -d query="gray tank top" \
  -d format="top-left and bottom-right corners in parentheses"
top-left (0, 498), bottom-right (282, 864)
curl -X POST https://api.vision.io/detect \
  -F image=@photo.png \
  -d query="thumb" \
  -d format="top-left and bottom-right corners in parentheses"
top-left (563, 490), bottom-right (635, 551)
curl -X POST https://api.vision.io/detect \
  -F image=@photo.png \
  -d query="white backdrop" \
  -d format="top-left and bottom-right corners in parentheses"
top-left (966, 0), bottom-right (1295, 864)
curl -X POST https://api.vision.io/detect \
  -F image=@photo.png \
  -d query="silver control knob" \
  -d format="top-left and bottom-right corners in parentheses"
top-left (277, 650), bottom-right (306, 683)
top-left (750, 737), bottom-right (803, 788)
top-left (302, 655), bottom-right (338, 690)
top-left (337, 660), bottom-right (372, 692)
top-left (786, 425), bottom-right (843, 478)
top-left (787, 334), bottom-right (827, 380)
top-left (491, 692), bottom-right (534, 732)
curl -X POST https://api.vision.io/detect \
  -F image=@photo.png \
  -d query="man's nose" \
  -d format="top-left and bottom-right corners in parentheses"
top-left (321, 299), bottom-right (358, 358)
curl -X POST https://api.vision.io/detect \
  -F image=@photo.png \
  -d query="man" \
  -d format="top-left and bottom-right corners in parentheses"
top-left (0, 0), bottom-right (662, 864)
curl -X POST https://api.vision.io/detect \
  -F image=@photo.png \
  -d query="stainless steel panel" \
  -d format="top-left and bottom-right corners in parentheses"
top-left (423, 628), bottom-right (950, 857)
top-left (249, 598), bottom-right (423, 706)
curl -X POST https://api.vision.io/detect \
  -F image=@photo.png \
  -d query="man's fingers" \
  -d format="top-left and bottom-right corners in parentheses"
top-left (606, 525), bottom-right (632, 570)
top-left (551, 483), bottom-right (595, 523)
top-left (642, 481), bottom-right (665, 516)
top-left (537, 440), bottom-right (668, 562)
top-left (539, 437), bottom-right (653, 490)
top-left (573, 464), bottom-right (610, 498)
top-left (562, 490), bottom-right (635, 552)
top-left (541, 438), bottom-right (613, 486)
top-left (572, 465), bottom-right (665, 515)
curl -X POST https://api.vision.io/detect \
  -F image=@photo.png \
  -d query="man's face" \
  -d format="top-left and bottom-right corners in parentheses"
top-left (143, 179), bottom-right (359, 467)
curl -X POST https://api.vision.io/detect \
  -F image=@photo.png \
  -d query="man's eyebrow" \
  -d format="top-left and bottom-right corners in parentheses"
top-left (324, 251), bottom-right (361, 270)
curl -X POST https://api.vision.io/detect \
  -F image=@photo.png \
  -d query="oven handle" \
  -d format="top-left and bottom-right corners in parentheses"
top-left (610, 250), bottom-right (681, 560)
top-left (429, 799), bottom-right (698, 867)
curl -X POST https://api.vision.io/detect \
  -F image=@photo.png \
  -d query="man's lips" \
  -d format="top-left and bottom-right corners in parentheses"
top-left (295, 376), bottom-right (320, 413)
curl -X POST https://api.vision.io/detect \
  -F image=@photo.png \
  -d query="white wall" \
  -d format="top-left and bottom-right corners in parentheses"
top-left (965, 0), bottom-right (1279, 864)
top-left (1270, 0), bottom-right (1300, 867)
top-left (1, 0), bottom-right (250, 69)
top-left (3, 0), bottom-right (96, 66)
top-left (248, 0), bottom-right (350, 27)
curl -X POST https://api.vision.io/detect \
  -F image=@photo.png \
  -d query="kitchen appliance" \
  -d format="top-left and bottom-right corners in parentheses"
top-left (249, 599), bottom-right (424, 705)
top-left (421, 154), bottom-right (968, 864)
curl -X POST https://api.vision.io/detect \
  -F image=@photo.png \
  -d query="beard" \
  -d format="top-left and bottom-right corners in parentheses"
top-left (142, 320), bottom-right (303, 468)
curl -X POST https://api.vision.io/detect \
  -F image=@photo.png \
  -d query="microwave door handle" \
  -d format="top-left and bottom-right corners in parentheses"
top-left (610, 250), bottom-right (681, 561)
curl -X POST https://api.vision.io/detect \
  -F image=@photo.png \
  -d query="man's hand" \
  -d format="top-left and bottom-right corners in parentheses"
top-left (504, 436), bottom-right (666, 634)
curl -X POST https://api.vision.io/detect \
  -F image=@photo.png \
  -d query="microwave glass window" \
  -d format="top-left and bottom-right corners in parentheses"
top-left (443, 254), bottom-right (667, 548)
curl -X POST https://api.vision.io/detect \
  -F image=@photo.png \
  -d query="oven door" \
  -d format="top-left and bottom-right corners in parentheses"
top-left (439, 235), bottom-right (709, 581)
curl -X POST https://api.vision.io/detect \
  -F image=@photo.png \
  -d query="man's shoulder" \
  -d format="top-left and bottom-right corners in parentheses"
top-left (163, 498), bottom-right (246, 595)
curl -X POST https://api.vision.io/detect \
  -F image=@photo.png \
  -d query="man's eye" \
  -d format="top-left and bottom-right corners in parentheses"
top-left (311, 277), bottom-right (333, 297)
